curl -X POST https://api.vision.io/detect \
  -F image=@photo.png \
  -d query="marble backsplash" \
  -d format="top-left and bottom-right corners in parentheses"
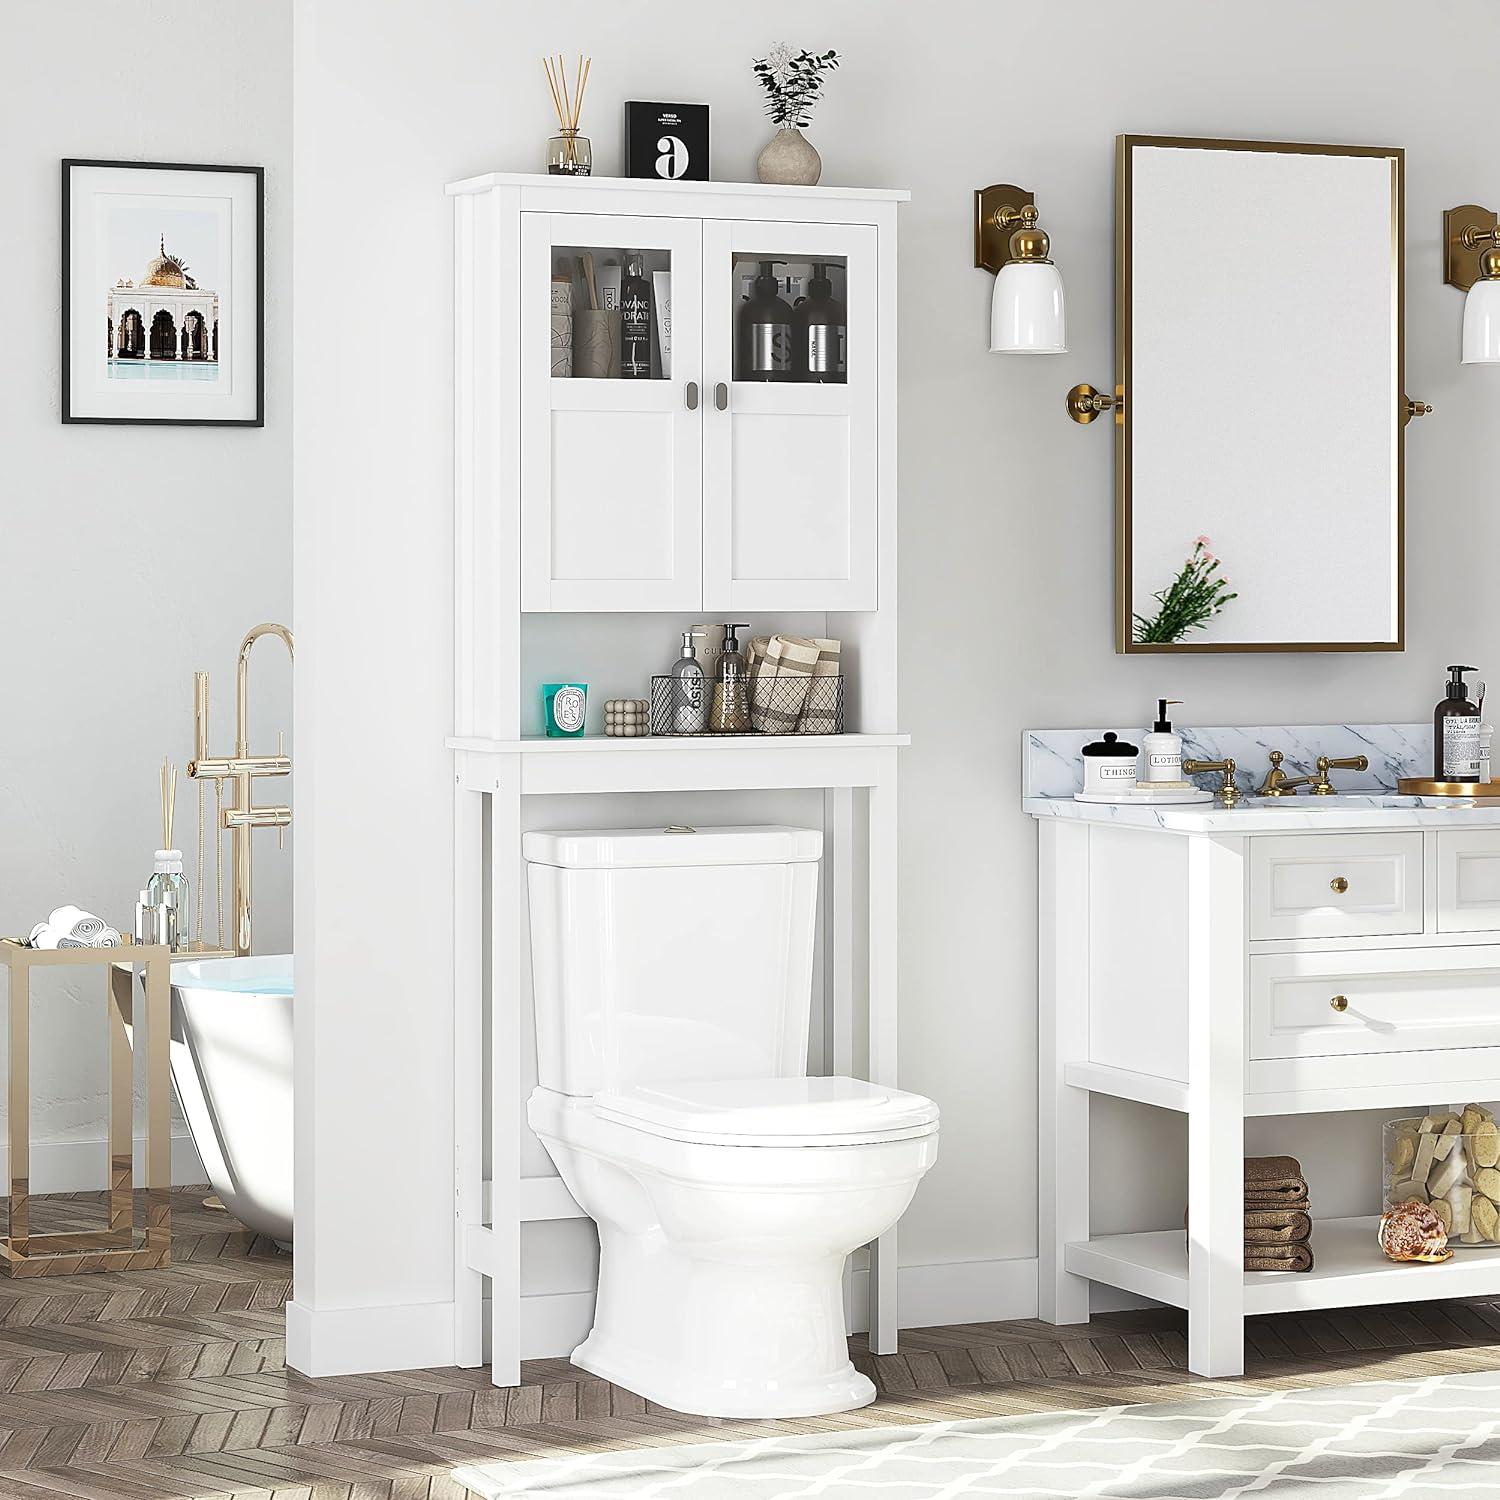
top-left (1023, 723), bottom-right (1434, 799)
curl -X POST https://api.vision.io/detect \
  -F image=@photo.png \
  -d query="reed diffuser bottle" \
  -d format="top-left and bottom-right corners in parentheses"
top-left (139, 759), bottom-right (190, 950)
top-left (543, 54), bottom-right (592, 176)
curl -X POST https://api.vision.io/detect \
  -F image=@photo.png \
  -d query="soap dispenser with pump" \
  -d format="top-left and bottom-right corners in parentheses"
top-left (736, 262), bottom-right (793, 382)
top-left (1435, 665), bottom-right (1482, 782)
top-left (710, 623), bottom-right (752, 732)
top-left (1141, 699), bottom-right (1187, 785)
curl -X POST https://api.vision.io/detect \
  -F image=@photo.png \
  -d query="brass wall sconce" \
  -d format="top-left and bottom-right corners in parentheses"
top-left (1445, 204), bottom-right (1500, 363)
top-left (973, 184), bottom-right (1066, 354)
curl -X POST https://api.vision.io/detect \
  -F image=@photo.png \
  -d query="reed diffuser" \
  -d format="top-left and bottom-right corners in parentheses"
top-left (543, 54), bottom-right (592, 176)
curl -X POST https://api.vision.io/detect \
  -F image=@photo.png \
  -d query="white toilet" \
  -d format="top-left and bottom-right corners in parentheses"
top-left (524, 824), bottom-right (939, 1419)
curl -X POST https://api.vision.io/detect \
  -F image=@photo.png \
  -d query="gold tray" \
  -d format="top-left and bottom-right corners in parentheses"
top-left (1396, 778), bottom-right (1500, 797)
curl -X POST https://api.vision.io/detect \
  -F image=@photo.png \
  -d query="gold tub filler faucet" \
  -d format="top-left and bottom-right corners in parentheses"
top-left (188, 623), bottom-right (294, 957)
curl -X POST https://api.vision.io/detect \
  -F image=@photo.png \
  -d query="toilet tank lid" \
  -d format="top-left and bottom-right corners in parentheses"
top-left (523, 824), bottom-right (823, 869)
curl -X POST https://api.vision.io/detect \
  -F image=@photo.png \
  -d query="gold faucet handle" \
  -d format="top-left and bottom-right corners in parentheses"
top-left (1183, 756), bottom-right (1240, 807)
top-left (1309, 753), bottom-right (1370, 795)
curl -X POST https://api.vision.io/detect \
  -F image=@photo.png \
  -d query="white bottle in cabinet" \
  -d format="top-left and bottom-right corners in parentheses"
top-left (506, 180), bottom-right (898, 614)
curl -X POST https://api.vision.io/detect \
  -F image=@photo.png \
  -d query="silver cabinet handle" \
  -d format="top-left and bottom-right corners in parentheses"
top-left (684, 381), bottom-right (699, 411)
top-left (714, 382), bottom-right (729, 411)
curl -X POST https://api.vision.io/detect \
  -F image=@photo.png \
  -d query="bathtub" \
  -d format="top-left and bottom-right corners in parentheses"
top-left (165, 954), bottom-right (293, 1248)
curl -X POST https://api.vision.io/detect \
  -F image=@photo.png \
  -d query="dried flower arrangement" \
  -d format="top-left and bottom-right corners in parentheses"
top-left (752, 44), bottom-right (840, 129)
top-left (1133, 536), bottom-right (1238, 644)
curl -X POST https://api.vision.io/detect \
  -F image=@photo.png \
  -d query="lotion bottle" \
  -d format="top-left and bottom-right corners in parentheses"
top-left (1435, 665), bottom-right (1482, 781)
top-left (1141, 699), bottom-right (1185, 784)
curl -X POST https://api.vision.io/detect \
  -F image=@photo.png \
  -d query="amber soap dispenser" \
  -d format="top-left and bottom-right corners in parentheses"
top-left (1435, 664), bottom-right (1482, 781)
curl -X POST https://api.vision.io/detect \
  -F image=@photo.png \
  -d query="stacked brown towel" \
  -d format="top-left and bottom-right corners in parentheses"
top-left (1186, 1155), bottom-right (1315, 1271)
top-left (1244, 1156), bottom-right (1313, 1272)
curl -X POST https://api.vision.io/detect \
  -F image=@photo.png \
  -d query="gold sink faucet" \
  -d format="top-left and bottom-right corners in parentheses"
top-left (1257, 750), bottom-right (1314, 797)
top-left (188, 623), bottom-right (294, 956)
top-left (1183, 756), bottom-right (1240, 807)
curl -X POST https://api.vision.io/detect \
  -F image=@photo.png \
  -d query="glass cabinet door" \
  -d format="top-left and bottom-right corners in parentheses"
top-left (701, 219), bottom-right (878, 612)
top-left (519, 212), bottom-right (703, 611)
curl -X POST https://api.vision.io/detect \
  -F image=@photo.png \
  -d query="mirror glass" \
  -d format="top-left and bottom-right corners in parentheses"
top-left (1118, 136), bottom-right (1403, 652)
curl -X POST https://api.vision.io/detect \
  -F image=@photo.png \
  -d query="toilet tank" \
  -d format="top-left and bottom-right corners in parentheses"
top-left (524, 825), bottom-right (822, 1096)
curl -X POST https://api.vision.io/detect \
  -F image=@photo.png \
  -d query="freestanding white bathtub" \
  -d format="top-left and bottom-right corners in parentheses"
top-left (167, 954), bottom-right (293, 1248)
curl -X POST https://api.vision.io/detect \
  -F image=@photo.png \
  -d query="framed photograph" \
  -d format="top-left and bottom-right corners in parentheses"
top-left (62, 159), bottom-right (263, 426)
top-left (623, 102), bottom-right (710, 182)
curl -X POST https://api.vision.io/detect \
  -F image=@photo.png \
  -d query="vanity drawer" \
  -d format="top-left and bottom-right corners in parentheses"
top-left (1248, 832), bottom-right (1422, 941)
top-left (1436, 830), bottom-right (1500, 933)
top-left (1249, 947), bottom-right (1500, 1060)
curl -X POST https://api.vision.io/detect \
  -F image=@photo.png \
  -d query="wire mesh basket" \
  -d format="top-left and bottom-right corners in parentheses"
top-left (649, 674), bottom-right (844, 736)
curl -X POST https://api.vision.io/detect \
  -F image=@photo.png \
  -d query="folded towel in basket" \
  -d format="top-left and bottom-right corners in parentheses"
top-left (797, 638), bottom-right (843, 734)
top-left (28, 904), bottom-right (121, 949)
top-left (748, 634), bottom-right (821, 733)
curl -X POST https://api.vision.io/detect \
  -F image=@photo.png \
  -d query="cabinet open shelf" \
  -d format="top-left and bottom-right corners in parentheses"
top-left (1068, 1216), bottom-right (1500, 1316)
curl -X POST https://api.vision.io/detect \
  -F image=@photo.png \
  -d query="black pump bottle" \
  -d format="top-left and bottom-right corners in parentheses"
top-left (1435, 664), bottom-right (1481, 781)
top-left (736, 261), bottom-right (793, 381)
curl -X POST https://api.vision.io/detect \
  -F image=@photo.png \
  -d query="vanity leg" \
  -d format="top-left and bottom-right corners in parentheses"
top-left (1038, 819), bottom-right (1091, 1325)
top-left (1185, 835), bottom-right (1246, 1378)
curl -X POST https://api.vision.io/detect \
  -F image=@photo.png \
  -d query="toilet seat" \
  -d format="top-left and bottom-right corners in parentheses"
top-left (593, 1075), bottom-right (940, 1148)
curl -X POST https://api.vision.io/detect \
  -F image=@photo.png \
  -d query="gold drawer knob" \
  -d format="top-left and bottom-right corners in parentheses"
top-left (1330, 876), bottom-right (1349, 894)
top-left (1330, 994), bottom-right (1349, 1012)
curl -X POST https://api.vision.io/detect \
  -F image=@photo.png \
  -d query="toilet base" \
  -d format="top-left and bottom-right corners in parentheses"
top-left (572, 1331), bottom-right (876, 1419)
top-left (576, 1226), bottom-right (878, 1418)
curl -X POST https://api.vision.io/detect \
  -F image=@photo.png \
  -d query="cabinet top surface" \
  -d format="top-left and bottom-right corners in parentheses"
top-left (1025, 793), bottom-right (1500, 834)
top-left (445, 170), bottom-right (910, 203)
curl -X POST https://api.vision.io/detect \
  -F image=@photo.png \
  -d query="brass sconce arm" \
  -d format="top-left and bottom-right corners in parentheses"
top-left (1066, 383), bottom-right (1123, 425)
top-left (974, 185), bottom-right (1051, 272)
top-left (1445, 204), bottom-right (1500, 292)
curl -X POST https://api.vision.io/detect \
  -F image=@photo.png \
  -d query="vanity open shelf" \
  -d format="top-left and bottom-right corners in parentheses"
top-left (1069, 1216), bottom-right (1500, 1317)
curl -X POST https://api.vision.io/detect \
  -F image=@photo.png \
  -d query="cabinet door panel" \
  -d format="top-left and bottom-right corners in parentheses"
top-left (1436, 830), bottom-right (1500, 933)
top-left (702, 219), bottom-right (877, 612)
top-left (521, 212), bottom-right (702, 611)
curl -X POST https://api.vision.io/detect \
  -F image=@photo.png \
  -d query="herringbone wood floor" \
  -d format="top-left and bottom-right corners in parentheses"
top-left (3, 1192), bottom-right (1500, 1497)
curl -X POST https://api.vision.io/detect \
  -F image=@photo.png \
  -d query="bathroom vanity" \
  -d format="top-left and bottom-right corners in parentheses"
top-left (1027, 725), bottom-right (1500, 1377)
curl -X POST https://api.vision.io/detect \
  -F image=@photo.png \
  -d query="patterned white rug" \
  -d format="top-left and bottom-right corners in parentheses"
top-left (454, 1368), bottom-right (1500, 1497)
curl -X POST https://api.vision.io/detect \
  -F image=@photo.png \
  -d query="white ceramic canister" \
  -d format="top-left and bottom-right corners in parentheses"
top-left (1081, 732), bottom-right (1140, 796)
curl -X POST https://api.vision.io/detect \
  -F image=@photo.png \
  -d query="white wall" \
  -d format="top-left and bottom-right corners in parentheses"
top-left (293, 0), bottom-right (1500, 1368)
top-left (1, 0), bottom-right (292, 1185)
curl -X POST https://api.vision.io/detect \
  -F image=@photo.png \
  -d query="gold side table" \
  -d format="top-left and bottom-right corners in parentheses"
top-left (0, 938), bottom-right (172, 1275)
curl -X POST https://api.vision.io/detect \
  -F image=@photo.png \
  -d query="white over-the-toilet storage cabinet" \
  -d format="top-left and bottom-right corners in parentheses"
top-left (448, 172), bottom-right (909, 1386)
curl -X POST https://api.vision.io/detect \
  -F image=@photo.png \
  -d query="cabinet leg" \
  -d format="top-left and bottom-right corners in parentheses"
top-left (1186, 836), bottom-right (1246, 1379)
top-left (1038, 821), bottom-right (1091, 1325)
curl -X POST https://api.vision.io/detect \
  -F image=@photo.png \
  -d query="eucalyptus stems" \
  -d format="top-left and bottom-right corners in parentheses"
top-left (752, 45), bottom-right (840, 129)
top-left (1133, 536), bottom-right (1238, 644)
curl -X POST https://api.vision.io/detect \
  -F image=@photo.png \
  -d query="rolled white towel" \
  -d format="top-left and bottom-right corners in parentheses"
top-left (29, 904), bottom-right (121, 949)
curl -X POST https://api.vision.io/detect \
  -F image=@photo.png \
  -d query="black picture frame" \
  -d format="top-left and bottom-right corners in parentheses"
top-left (623, 103), bottom-right (710, 183)
top-left (61, 158), bottom-right (265, 427)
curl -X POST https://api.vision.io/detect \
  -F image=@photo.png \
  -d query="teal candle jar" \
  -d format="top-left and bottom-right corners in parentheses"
top-left (543, 683), bottom-right (588, 737)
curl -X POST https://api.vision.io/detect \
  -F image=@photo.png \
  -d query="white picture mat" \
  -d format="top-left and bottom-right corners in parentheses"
top-left (66, 164), bottom-right (260, 422)
top-left (1127, 144), bottom-right (1398, 646)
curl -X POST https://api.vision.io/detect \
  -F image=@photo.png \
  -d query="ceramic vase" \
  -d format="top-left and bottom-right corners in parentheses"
top-left (756, 127), bottom-right (822, 186)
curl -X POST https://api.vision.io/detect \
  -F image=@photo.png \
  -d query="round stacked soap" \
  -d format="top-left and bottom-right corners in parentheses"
top-left (604, 699), bottom-right (651, 737)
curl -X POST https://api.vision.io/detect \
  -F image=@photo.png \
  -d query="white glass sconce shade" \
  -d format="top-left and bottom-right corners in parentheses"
top-left (1463, 278), bottom-right (1500, 365)
top-left (990, 260), bottom-right (1067, 354)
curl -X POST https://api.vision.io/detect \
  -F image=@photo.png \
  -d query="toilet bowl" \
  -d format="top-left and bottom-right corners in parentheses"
top-left (524, 824), bottom-right (940, 1418)
top-left (529, 1078), bottom-right (938, 1417)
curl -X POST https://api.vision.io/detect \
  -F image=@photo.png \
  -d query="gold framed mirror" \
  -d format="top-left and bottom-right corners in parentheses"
top-left (1115, 135), bottom-right (1404, 653)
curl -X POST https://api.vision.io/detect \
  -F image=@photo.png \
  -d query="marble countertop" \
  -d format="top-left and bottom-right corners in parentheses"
top-left (1023, 792), bottom-right (1500, 834)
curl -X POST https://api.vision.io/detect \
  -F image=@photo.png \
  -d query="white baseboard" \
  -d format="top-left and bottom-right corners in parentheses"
top-left (286, 1297), bottom-right (457, 1377)
top-left (0, 1134), bottom-right (204, 1191)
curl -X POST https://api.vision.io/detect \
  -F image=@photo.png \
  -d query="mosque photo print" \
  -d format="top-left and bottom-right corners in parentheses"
top-left (63, 160), bottom-right (263, 425)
